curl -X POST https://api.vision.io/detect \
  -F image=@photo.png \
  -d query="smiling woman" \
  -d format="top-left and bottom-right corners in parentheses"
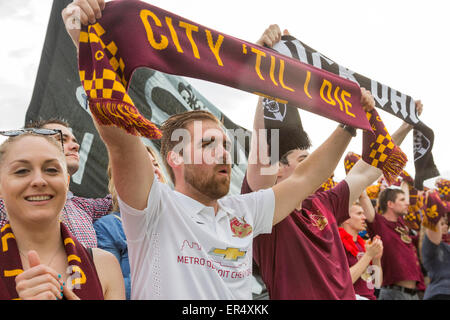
top-left (0, 133), bottom-right (125, 300)
top-left (0, 133), bottom-right (68, 223)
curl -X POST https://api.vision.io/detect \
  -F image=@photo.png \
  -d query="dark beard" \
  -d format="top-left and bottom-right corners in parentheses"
top-left (184, 165), bottom-right (230, 200)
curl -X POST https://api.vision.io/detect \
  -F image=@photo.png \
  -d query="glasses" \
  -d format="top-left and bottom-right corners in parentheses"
top-left (0, 128), bottom-right (64, 150)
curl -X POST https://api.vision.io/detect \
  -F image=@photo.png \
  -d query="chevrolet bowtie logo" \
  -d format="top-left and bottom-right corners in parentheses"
top-left (209, 247), bottom-right (246, 261)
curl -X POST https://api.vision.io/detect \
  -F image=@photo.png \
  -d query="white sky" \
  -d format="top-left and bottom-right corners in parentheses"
top-left (1, 0), bottom-right (449, 185)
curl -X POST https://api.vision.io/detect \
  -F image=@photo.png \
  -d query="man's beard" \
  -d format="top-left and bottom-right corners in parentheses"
top-left (184, 164), bottom-right (231, 200)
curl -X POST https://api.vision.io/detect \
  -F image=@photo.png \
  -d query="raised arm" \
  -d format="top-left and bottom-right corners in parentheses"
top-left (246, 25), bottom-right (282, 191)
top-left (271, 87), bottom-right (375, 225)
top-left (92, 116), bottom-right (155, 211)
top-left (344, 95), bottom-right (419, 221)
top-left (272, 125), bottom-right (353, 225)
top-left (62, 0), bottom-right (155, 210)
top-left (358, 188), bottom-right (376, 223)
top-left (344, 160), bottom-right (381, 222)
top-left (247, 96), bottom-right (279, 190)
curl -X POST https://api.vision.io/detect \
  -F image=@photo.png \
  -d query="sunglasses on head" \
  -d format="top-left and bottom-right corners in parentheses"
top-left (0, 128), bottom-right (64, 151)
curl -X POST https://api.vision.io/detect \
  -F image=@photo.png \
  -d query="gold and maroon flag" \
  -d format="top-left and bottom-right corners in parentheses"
top-left (315, 175), bottom-right (338, 193)
top-left (362, 109), bottom-right (407, 185)
top-left (422, 190), bottom-right (448, 231)
top-left (78, 0), bottom-right (372, 139)
top-left (436, 178), bottom-right (450, 202)
top-left (343, 151), bottom-right (361, 174)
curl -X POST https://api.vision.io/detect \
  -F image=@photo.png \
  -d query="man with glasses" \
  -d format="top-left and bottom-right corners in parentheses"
top-left (0, 119), bottom-right (112, 248)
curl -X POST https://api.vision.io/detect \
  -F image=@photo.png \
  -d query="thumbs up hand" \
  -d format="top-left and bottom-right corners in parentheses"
top-left (15, 250), bottom-right (65, 300)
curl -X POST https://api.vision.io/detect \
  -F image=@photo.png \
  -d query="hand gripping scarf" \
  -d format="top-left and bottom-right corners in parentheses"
top-left (422, 190), bottom-right (448, 231)
top-left (362, 109), bottom-right (407, 185)
top-left (78, 0), bottom-right (372, 139)
top-left (0, 222), bottom-right (104, 300)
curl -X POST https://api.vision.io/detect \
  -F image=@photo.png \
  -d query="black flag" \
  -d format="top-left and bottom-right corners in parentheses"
top-left (273, 34), bottom-right (439, 186)
top-left (26, 0), bottom-right (250, 198)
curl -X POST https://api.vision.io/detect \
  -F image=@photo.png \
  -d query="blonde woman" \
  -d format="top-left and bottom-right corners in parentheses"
top-left (0, 129), bottom-right (124, 300)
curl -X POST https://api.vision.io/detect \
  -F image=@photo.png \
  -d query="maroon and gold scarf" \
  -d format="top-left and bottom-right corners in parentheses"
top-left (315, 175), bottom-right (338, 193)
top-left (422, 190), bottom-right (448, 231)
top-left (362, 109), bottom-right (407, 185)
top-left (78, 0), bottom-right (373, 139)
top-left (436, 179), bottom-right (450, 202)
top-left (0, 222), bottom-right (103, 300)
top-left (343, 151), bottom-right (361, 174)
top-left (398, 171), bottom-right (422, 231)
top-left (338, 227), bottom-right (366, 257)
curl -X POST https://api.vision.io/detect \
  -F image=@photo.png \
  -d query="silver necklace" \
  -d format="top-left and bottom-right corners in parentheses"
top-left (18, 244), bottom-right (63, 268)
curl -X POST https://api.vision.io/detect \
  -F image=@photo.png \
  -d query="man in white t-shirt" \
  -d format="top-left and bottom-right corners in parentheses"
top-left (62, 0), bottom-right (373, 299)
top-left (97, 109), bottom-right (362, 300)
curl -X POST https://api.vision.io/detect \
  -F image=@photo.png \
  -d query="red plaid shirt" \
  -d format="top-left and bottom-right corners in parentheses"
top-left (0, 192), bottom-right (112, 248)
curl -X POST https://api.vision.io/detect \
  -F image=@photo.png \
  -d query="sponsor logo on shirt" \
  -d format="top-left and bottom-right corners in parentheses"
top-left (208, 247), bottom-right (247, 261)
top-left (230, 217), bottom-right (253, 238)
top-left (309, 209), bottom-right (328, 231)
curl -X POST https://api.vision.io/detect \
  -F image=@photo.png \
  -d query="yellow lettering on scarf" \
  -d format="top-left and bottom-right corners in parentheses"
top-left (179, 21), bottom-right (200, 59)
top-left (319, 80), bottom-right (355, 118)
top-left (269, 56), bottom-right (278, 86)
top-left (70, 266), bottom-right (87, 286)
top-left (1, 233), bottom-right (15, 252)
top-left (140, 9), bottom-right (169, 50)
top-left (205, 29), bottom-right (224, 67)
top-left (64, 238), bottom-right (75, 247)
top-left (4, 269), bottom-right (23, 277)
top-left (278, 59), bottom-right (294, 92)
top-left (303, 71), bottom-right (312, 99)
top-left (333, 86), bottom-right (344, 111)
top-left (251, 47), bottom-right (266, 80)
top-left (320, 80), bottom-right (336, 105)
top-left (1, 224), bottom-right (11, 233)
top-left (165, 17), bottom-right (183, 53)
top-left (341, 90), bottom-right (355, 118)
top-left (67, 254), bottom-right (82, 263)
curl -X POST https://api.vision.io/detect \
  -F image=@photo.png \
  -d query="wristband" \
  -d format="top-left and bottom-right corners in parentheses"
top-left (339, 123), bottom-right (357, 137)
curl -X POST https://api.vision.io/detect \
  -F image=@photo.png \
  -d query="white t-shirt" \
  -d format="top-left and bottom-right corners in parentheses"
top-left (118, 178), bottom-right (275, 300)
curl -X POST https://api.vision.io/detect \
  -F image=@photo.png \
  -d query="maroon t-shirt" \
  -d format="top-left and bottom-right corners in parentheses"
top-left (344, 242), bottom-right (377, 300)
top-left (242, 176), bottom-right (355, 300)
top-left (366, 214), bottom-right (424, 287)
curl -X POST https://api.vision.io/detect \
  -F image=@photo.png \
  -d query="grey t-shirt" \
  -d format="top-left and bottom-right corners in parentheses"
top-left (422, 234), bottom-right (450, 299)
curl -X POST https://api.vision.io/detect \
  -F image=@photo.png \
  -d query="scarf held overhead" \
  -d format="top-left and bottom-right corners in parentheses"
top-left (78, 0), bottom-right (373, 139)
top-left (276, 35), bottom-right (439, 190)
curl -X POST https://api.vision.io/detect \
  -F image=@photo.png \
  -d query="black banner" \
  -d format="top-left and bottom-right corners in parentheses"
top-left (266, 35), bottom-right (439, 187)
top-left (26, 0), bottom-right (249, 198)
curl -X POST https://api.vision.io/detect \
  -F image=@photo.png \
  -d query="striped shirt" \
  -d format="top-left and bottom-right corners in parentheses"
top-left (0, 192), bottom-right (112, 248)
